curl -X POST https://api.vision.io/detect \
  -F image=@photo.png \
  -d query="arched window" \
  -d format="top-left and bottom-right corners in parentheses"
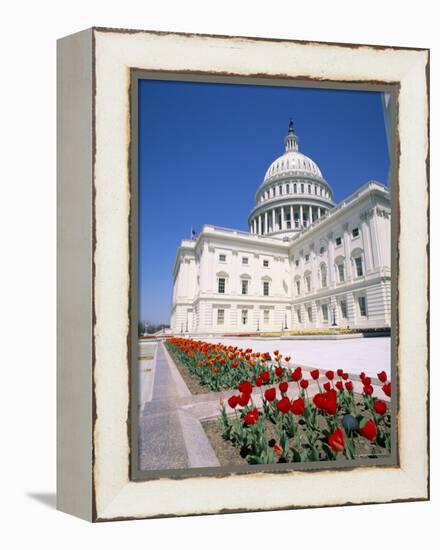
top-left (335, 255), bottom-right (345, 283)
top-left (304, 271), bottom-right (312, 292)
top-left (320, 264), bottom-right (328, 288)
top-left (351, 248), bottom-right (364, 278)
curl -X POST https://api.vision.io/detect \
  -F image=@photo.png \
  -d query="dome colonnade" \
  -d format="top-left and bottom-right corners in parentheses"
top-left (248, 120), bottom-right (335, 237)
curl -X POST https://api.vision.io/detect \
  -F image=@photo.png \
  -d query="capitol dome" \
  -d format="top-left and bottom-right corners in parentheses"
top-left (248, 120), bottom-right (335, 238)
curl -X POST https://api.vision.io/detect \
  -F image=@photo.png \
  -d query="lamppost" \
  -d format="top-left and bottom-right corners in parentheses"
top-left (185, 310), bottom-right (188, 333)
top-left (256, 319), bottom-right (260, 332)
top-left (180, 323), bottom-right (183, 334)
top-left (331, 306), bottom-right (337, 327)
top-left (284, 313), bottom-right (288, 330)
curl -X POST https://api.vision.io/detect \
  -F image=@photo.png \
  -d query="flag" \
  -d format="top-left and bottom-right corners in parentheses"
top-left (191, 228), bottom-right (199, 240)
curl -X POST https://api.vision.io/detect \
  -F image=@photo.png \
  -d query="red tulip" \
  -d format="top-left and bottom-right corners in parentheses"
top-left (336, 381), bottom-right (343, 391)
top-left (261, 371), bottom-right (270, 382)
top-left (374, 400), bottom-right (387, 415)
top-left (313, 390), bottom-right (337, 415)
top-left (328, 428), bottom-right (345, 453)
top-left (284, 356), bottom-right (291, 363)
top-left (238, 393), bottom-right (250, 407)
top-left (377, 371), bottom-right (387, 383)
top-left (292, 367), bottom-right (302, 382)
top-left (337, 369), bottom-right (344, 377)
top-left (342, 372), bottom-right (349, 381)
top-left (300, 379), bottom-right (309, 390)
top-left (238, 381), bottom-right (253, 395)
top-left (255, 376), bottom-right (263, 387)
top-left (323, 381), bottom-right (331, 392)
top-left (264, 387), bottom-right (276, 402)
top-left (360, 372), bottom-right (366, 381)
top-left (273, 443), bottom-right (282, 456)
top-left (231, 361), bottom-right (238, 369)
top-left (311, 369), bottom-right (320, 380)
top-left (359, 419), bottom-right (377, 440)
top-left (363, 376), bottom-right (372, 386)
top-left (382, 383), bottom-right (391, 397)
top-left (274, 350), bottom-right (279, 356)
top-left (325, 370), bottom-right (335, 380)
top-left (275, 366), bottom-right (283, 377)
top-left (279, 381), bottom-right (289, 393)
top-left (363, 384), bottom-right (374, 396)
top-left (276, 396), bottom-right (291, 414)
top-left (345, 381), bottom-right (353, 392)
top-left (228, 395), bottom-right (238, 408)
top-left (291, 397), bottom-right (305, 416)
top-left (244, 407), bottom-right (259, 425)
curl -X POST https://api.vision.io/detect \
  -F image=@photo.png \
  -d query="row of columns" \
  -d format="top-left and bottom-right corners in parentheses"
top-left (251, 205), bottom-right (325, 235)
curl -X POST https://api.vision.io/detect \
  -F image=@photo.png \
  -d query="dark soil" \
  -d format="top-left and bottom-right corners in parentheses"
top-left (166, 345), bottom-right (212, 395)
top-left (203, 419), bottom-right (248, 466)
top-left (203, 415), bottom-right (390, 467)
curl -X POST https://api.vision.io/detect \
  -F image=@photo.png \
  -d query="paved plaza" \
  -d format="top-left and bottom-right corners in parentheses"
top-left (199, 337), bottom-right (391, 377)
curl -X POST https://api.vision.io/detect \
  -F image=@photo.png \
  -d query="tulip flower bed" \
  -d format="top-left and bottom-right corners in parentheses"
top-left (166, 337), bottom-right (295, 392)
top-left (167, 337), bottom-right (392, 465)
top-left (219, 368), bottom-right (392, 464)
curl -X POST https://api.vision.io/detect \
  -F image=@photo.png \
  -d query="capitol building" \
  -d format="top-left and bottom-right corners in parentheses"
top-left (171, 121), bottom-right (391, 334)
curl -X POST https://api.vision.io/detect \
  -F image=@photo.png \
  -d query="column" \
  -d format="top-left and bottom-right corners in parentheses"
top-left (290, 205), bottom-right (294, 229)
top-left (360, 214), bottom-right (373, 273)
top-left (342, 223), bottom-right (353, 281)
top-left (309, 205), bottom-right (313, 226)
top-left (318, 208), bottom-right (321, 218)
top-left (327, 232), bottom-right (335, 285)
top-left (300, 205), bottom-right (303, 227)
top-left (272, 209), bottom-right (275, 232)
top-left (264, 211), bottom-right (268, 234)
top-left (280, 207), bottom-right (285, 230)
top-left (258, 215), bottom-right (262, 235)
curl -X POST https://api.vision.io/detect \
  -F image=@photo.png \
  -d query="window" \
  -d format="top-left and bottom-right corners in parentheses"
top-left (355, 256), bottom-right (364, 277)
top-left (263, 281), bottom-right (270, 296)
top-left (263, 259), bottom-right (269, 268)
top-left (337, 263), bottom-right (345, 282)
top-left (320, 265), bottom-right (327, 288)
top-left (217, 309), bottom-right (225, 324)
top-left (279, 185), bottom-right (282, 195)
top-left (340, 300), bottom-right (347, 319)
top-left (308, 184), bottom-right (311, 193)
top-left (301, 184), bottom-right (304, 193)
top-left (296, 280), bottom-right (301, 295)
top-left (358, 296), bottom-right (367, 317)
top-left (241, 279), bottom-right (249, 295)
top-left (320, 246), bottom-right (325, 255)
top-left (352, 227), bottom-right (360, 238)
top-left (242, 257), bottom-right (249, 265)
top-left (295, 259), bottom-right (299, 267)
top-left (241, 309), bottom-right (248, 325)
top-left (296, 308), bottom-right (302, 323)
top-left (305, 274), bottom-right (311, 292)
top-left (321, 304), bottom-right (329, 322)
top-left (305, 254), bottom-right (310, 262)
top-left (219, 254), bottom-right (226, 263)
top-left (218, 278), bottom-right (225, 294)
top-left (263, 309), bottom-right (270, 324)
top-left (335, 236), bottom-right (342, 247)
top-left (307, 307), bottom-right (313, 322)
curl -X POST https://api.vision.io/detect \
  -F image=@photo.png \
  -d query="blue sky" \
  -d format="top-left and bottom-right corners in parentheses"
top-left (138, 79), bottom-right (389, 324)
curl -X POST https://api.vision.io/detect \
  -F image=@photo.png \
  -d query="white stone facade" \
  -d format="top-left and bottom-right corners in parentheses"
top-left (171, 123), bottom-right (391, 335)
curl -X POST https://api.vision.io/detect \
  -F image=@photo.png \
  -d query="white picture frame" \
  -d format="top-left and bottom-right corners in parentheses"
top-left (57, 27), bottom-right (429, 522)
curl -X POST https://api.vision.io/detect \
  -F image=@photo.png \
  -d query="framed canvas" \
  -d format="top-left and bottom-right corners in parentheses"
top-left (57, 27), bottom-right (429, 522)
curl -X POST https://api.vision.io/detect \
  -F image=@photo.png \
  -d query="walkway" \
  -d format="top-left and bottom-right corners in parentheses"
top-left (138, 343), bottom-right (220, 471)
